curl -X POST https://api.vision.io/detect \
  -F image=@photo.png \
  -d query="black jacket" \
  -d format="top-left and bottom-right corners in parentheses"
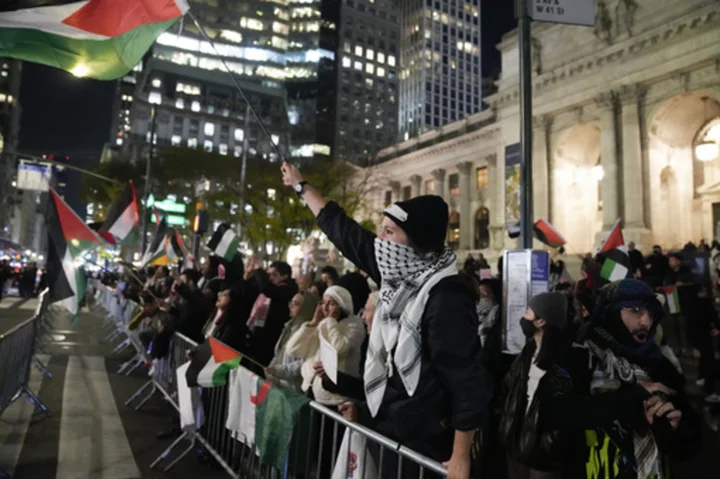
top-left (316, 201), bottom-right (493, 462)
top-left (250, 275), bottom-right (298, 367)
top-left (499, 342), bottom-right (572, 471)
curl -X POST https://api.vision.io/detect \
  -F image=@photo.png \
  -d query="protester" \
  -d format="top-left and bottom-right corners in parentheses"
top-left (320, 266), bottom-right (339, 288)
top-left (281, 162), bottom-right (493, 478)
top-left (499, 292), bottom-right (570, 479)
top-left (628, 242), bottom-right (644, 279)
top-left (308, 280), bottom-right (327, 297)
top-left (336, 270), bottom-right (370, 315)
top-left (245, 260), bottom-right (299, 366)
top-left (200, 285), bottom-right (254, 353)
top-left (265, 291), bottom-right (319, 392)
top-left (645, 245), bottom-right (669, 287)
top-left (543, 279), bottom-right (701, 478)
top-left (663, 252), bottom-right (693, 354)
top-left (197, 255), bottom-right (220, 290)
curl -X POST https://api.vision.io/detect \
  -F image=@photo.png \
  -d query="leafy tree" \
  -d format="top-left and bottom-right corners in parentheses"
top-left (83, 148), bottom-right (374, 260)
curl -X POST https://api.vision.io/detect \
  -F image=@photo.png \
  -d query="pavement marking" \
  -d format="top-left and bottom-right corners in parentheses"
top-left (57, 356), bottom-right (141, 479)
top-left (0, 354), bottom-right (51, 477)
top-left (0, 298), bottom-right (23, 309)
top-left (18, 299), bottom-right (39, 311)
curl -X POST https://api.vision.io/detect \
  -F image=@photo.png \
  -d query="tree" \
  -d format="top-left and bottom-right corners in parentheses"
top-left (83, 148), bottom-right (375, 260)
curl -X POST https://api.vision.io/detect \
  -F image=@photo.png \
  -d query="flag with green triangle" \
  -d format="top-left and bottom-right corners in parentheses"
top-left (185, 337), bottom-right (243, 387)
top-left (141, 215), bottom-right (170, 266)
top-left (46, 189), bottom-right (101, 321)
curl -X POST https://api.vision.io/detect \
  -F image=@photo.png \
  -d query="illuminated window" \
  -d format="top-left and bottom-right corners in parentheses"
top-left (354, 61), bottom-right (362, 71)
top-left (271, 134), bottom-right (280, 145)
top-left (476, 167), bottom-right (488, 189)
top-left (219, 30), bottom-right (242, 43)
top-left (116, 138), bottom-right (123, 146)
top-left (447, 211), bottom-right (460, 250)
top-left (272, 36), bottom-right (288, 49)
top-left (342, 56), bottom-right (351, 68)
top-left (171, 135), bottom-right (182, 146)
top-left (343, 42), bottom-right (351, 53)
top-left (449, 173), bottom-right (460, 196)
top-left (365, 63), bottom-right (374, 74)
top-left (233, 146), bottom-right (242, 157)
top-left (191, 101), bottom-right (200, 112)
top-left (204, 122), bottom-right (215, 136)
top-left (366, 49), bottom-right (374, 60)
top-left (203, 140), bottom-right (213, 152)
top-left (175, 98), bottom-right (184, 109)
top-left (272, 22), bottom-right (289, 35)
top-left (176, 82), bottom-right (201, 95)
top-left (365, 78), bottom-right (374, 88)
top-left (240, 17), bottom-right (264, 31)
top-left (354, 45), bottom-right (363, 56)
top-left (148, 91), bottom-right (162, 105)
top-left (207, 105), bottom-right (215, 114)
top-left (234, 128), bottom-right (244, 142)
top-left (219, 144), bottom-right (228, 155)
top-left (376, 66), bottom-right (385, 77)
top-left (188, 138), bottom-right (198, 148)
top-left (475, 207), bottom-right (490, 249)
top-left (377, 52), bottom-right (385, 64)
top-left (388, 55), bottom-right (396, 67)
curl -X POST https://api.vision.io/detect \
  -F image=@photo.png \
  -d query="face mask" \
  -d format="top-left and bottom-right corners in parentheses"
top-left (520, 318), bottom-right (536, 338)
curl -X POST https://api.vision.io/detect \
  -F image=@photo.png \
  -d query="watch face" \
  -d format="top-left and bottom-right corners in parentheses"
top-left (294, 183), bottom-right (303, 193)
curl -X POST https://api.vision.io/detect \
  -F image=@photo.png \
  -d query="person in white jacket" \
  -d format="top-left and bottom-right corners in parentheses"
top-left (285, 285), bottom-right (367, 406)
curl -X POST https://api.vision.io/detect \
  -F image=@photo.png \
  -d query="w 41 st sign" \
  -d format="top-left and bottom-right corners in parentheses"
top-left (529, 0), bottom-right (595, 26)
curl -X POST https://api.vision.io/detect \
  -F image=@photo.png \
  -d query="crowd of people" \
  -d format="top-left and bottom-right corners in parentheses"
top-left (0, 260), bottom-right (46, 301)
top-left (93, 160), bottom-right (715, 479)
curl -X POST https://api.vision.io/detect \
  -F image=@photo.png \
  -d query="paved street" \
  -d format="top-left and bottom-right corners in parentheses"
top-left (0, 298), bottom-right (227, 479)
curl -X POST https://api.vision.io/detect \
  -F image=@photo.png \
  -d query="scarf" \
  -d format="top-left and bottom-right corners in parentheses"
top-left (274, 293), bottom-right (319, 364)
top-left (364, 239), bottom-right (457, 417)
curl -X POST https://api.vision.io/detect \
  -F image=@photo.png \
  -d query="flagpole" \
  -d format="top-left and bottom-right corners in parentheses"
top-left (141, 105), bottom-right (157, 255)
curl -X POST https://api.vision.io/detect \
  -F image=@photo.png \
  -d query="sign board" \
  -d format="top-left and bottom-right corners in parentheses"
top-left (17, 161), bottom-right (52, 191)
top-left (529, 0), bottom-right (596, 26)
top-left (504, 143), bottom-right (522, 229)
top-left (502, 249), bottom-right (550, 355)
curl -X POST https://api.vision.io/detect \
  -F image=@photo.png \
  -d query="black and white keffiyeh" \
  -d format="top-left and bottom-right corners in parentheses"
top-left (363, 238), bottom-right (457, 417)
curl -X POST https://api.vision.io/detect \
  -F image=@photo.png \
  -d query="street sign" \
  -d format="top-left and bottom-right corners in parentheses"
top-left (529, 0), bottom-right (595, 26)
top-left (17, 161), bottom-right (52, 191)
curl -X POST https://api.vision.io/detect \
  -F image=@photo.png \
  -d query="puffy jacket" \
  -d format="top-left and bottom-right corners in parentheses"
top-left (499, 342), bottom-right (571, 471)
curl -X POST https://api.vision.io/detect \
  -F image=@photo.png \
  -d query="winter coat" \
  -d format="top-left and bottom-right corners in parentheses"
top-left (316, 200), bottom-right (493, 462)
top-left (249, 277), bottom-right (299, 366)
top-left (499, 342), bottom-right (571, 471)
top-left (285, 315), bottom-right (367, 405)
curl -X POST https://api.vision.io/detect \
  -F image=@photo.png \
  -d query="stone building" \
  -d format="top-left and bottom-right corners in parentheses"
top-left (363, 0), bottom-right (720, 265)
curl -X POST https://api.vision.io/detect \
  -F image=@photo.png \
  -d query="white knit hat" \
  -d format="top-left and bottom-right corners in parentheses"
top-left (323, 285), bottom-right (354, 316)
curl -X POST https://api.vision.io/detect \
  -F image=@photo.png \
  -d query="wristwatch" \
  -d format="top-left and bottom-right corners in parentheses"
top-left (294, 181), bottom-right (309, 197)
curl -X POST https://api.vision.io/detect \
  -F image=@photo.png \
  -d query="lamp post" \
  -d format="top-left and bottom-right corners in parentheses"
top-left (517, 0), bottom-right (534, 249)
top-left (141, 101), bottom-right (159, 254)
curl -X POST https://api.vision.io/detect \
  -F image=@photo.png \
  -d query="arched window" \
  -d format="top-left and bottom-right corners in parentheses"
top-left (474, 207), bottom-right (490, 249)
top-left (447, 211), bottom-right (460, 250)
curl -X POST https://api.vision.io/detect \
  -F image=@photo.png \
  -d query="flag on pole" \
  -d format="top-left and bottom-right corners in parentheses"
top-left (207, 223), bottom-right (240, 262)
top-left (0, 0), bottom-right (190, 80)
top-left (46, 189), bottom-right (101, 321)
top-left (659, 286), bottom-right (681, 314)
top-left (99, 181), bottom-right (139, 243)
top-left (185, 338), bottom-right (243, 388)
top-left (597, 219), bottom-right (631, 282)
top-left (141, 216), bottom-right (169, 266)
top-left (533, 219), bottom-right (566, 247)
top-left (165, 229), bottom-right (185, 263)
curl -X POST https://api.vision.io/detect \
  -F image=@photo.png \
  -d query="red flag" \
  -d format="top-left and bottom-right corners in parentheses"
top-left (533, 219), bottom-right (566, 247)
top-left (598, 219), bottom-right (625, 254)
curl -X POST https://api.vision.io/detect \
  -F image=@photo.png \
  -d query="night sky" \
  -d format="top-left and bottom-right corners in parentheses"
top-left (17, 1), bottom-right (516, 161)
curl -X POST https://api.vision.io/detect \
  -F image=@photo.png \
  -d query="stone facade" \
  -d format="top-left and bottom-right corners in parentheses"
top-left (362, 0), bottom-right (720, 264)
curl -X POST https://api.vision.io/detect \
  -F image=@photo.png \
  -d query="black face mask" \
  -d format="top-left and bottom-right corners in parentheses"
top-left (520, 318), bottom-right (536, 338)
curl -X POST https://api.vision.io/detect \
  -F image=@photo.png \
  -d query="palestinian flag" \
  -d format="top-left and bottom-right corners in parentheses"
top-left (0, 0), bottom-right (190, 80)
top-left (207, 223), bottom-right (240, 262)
top-left (99, 181), bottom-right (139, 243)
top-left (533, 218), bottom-right (566, 248)
top-left (165, 228), bottom-right (185, 263)
top-left (141, 215), bottom-right (169, 266)
top-left (46, 189), bottom-right (101, 320)
top-left (597, 219), bottom-right (630, 282)
top-left (185, 337), bottom-right (243, 388)
top-left (659, 286), bottom-right (681, 314)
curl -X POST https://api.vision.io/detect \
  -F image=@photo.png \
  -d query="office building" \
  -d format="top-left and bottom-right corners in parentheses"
top-left (397, 0), bottom-right (482, 140)
top-left (335, 0), bottom-right (400, 163)
top-left (0, 59), bottom-right (22, 238)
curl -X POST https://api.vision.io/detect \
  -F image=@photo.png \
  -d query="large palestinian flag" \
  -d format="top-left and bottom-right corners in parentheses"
top-left (0, 0), bottom-right (190, 80)
top-left (99, 181), bottom-right (139, 243)
top-left (186, 337), bottom-right (243, 388)
top-left (46, 189), bottom-right (101, 320)
top-left (141, 215), bottom-right (169, 266)
top-left (597, 219), bottom-right (631, 282)
top-left (207, 223), bottom-right (240, 262)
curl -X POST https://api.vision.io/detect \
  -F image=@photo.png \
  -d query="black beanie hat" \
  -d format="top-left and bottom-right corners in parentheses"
top-left (383, 195), bottom-right (449, 253)
top-left (527, 292), bottom-right (568, 328)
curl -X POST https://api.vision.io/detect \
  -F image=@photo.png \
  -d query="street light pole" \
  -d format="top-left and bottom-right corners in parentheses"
top-left (517, 0), bottom-right (534, 249)
top-left (141, 105), bottom-right (157, 254)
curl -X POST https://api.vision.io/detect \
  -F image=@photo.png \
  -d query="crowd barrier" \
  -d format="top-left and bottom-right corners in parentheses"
top-left (0, 289), bottom-right (52, 479)
top-left (96, 284), bottom-right (448, 478)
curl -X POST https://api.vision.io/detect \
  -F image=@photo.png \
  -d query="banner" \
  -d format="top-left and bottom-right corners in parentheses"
top-left (504, 143), bottom-right (521, 228)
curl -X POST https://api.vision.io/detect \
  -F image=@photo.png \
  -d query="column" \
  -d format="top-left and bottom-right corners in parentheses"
top-left (595, 91), bottom-right (621, 235)
top-left (431, 168), bottom-right (446, 201)
top-left (491, 142), bottom-right (507, 251)
top-left (618, 84), bottom-right (652, 249)
top-left (410, 174), bottom-right (422, 198)
top-left (390, 181), bottom-right (401, 203)
top-left (486, 153), bottom-right (499, 250)
top-left (457, 161), bottom-right (473, 250)
top-left (532, 115), bottom-right (553, 223)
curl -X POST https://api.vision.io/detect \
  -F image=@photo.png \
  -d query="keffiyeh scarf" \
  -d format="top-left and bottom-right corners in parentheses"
top-left (364, 239), bottom-right (457, 417)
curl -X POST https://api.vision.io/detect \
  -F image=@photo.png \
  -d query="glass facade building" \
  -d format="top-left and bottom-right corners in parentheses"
top-left (398, 0), bottom-right (482, 140)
